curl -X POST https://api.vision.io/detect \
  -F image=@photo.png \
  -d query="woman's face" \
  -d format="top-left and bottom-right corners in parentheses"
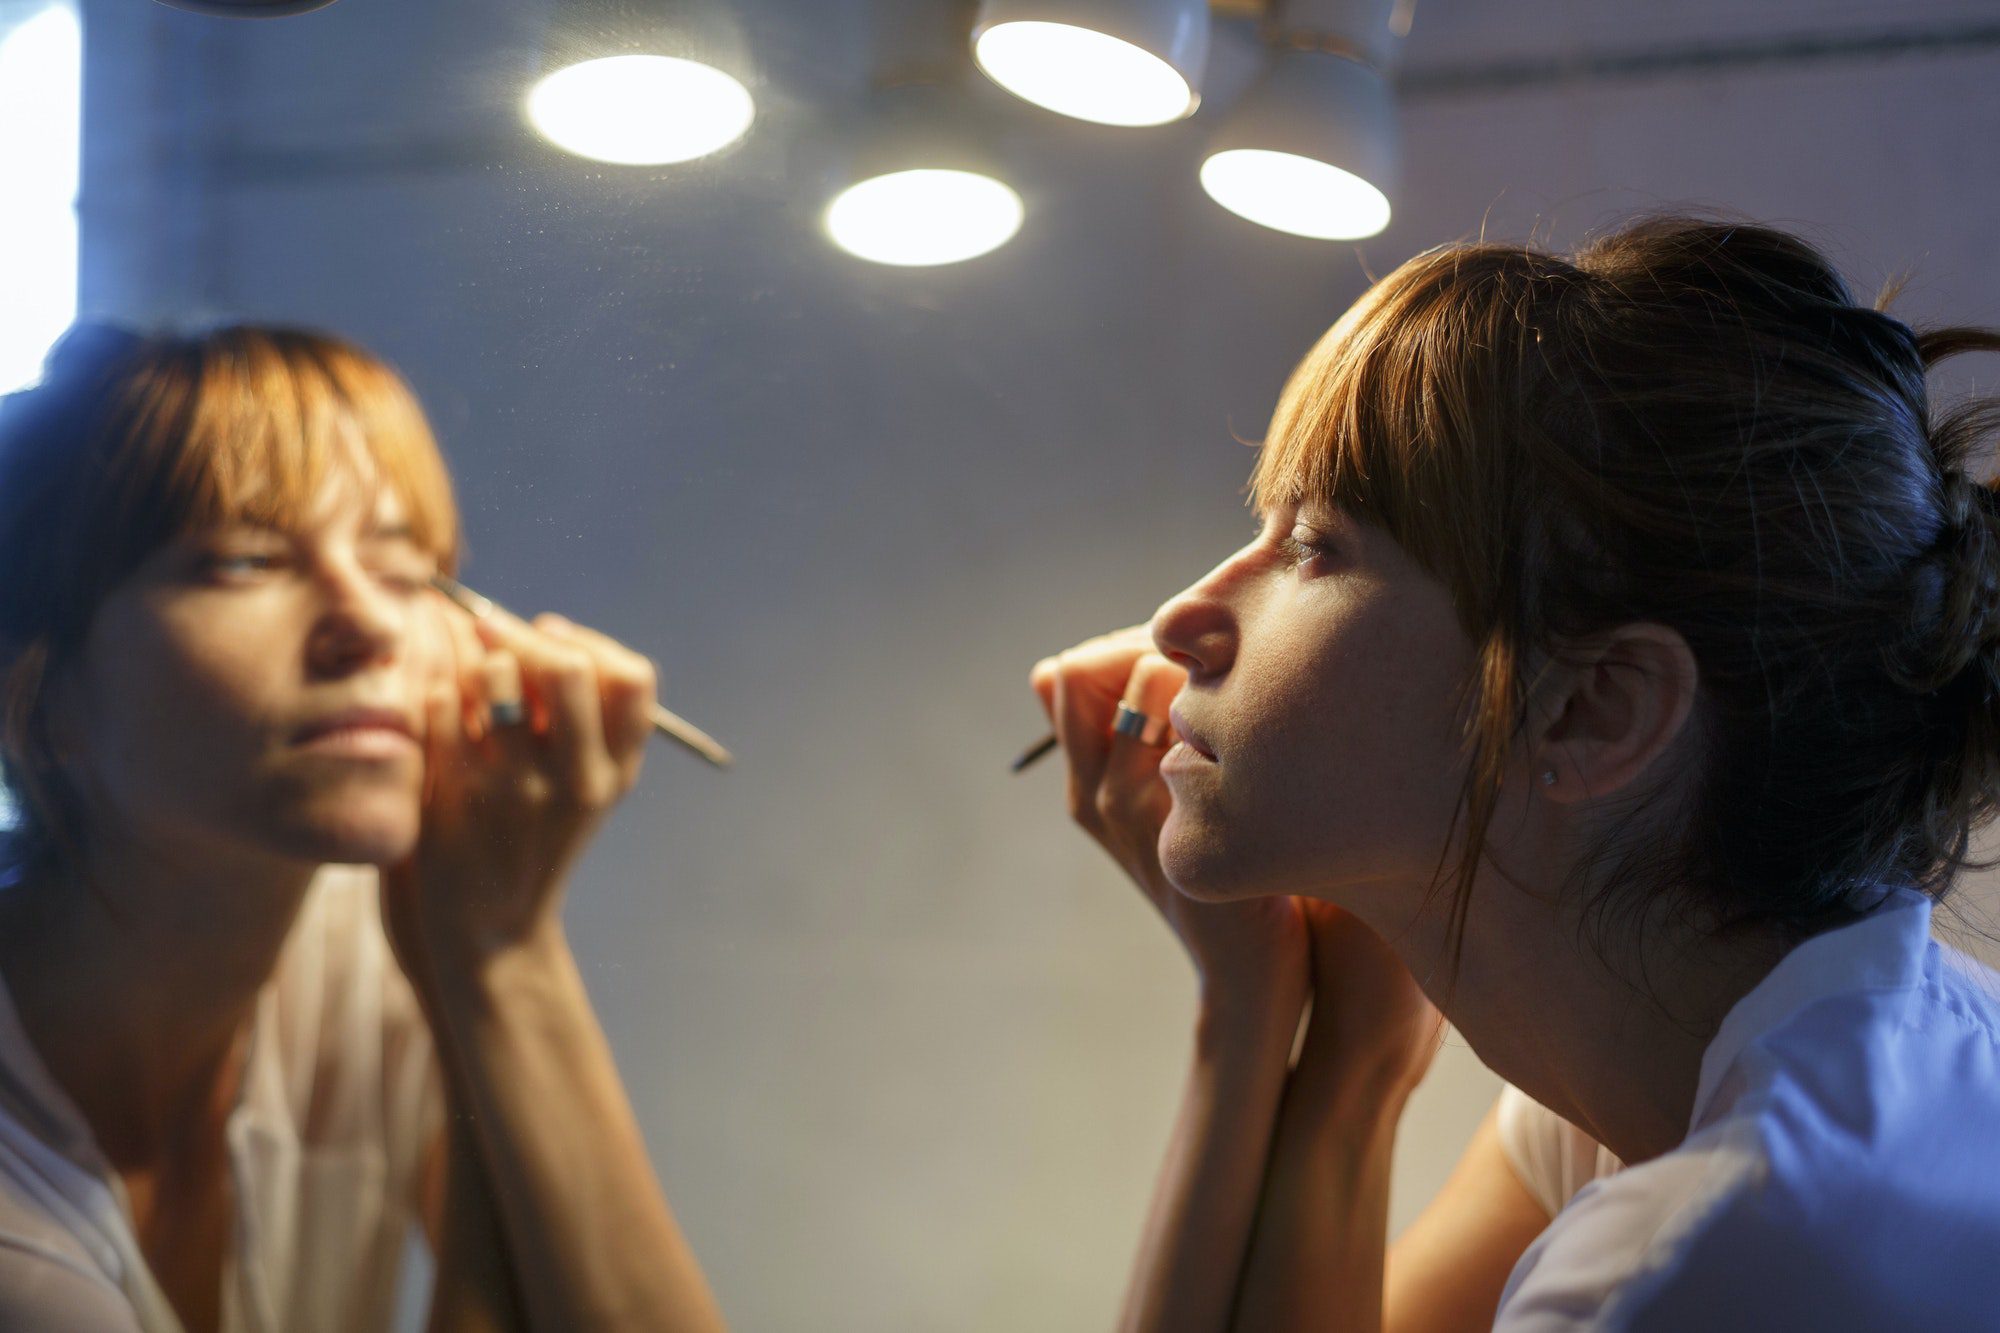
top-left (50, 473), bottom-right (450, 871)
top-left (1150, 498), bottom-right (1484, 913)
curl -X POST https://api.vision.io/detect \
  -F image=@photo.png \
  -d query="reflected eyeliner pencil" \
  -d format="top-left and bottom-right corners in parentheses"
top-left (428, 573), bottom-right (734, 769)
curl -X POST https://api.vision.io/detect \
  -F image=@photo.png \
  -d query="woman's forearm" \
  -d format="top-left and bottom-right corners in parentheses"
top-left (1227, 1073), bottom-right (1406, 1333)
top-left (420, 918), bottom-right (726, 1332)
top-left (426, 1107), bottom-right (528, 1333)
top-left (1116, 993), bottom-right (1305, 1333)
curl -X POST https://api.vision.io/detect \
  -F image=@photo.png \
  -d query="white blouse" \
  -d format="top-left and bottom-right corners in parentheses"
top-left (0, 864), bottom-right (444, 1332)
top-left (1491, 884), bottom-right (2000, 1331)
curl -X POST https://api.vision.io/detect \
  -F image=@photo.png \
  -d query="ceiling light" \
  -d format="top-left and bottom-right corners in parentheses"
top-left (827, 170), bottom-right (1024, 267)
top-left (527, 1), bottom-right (755, 165)
top-left (528, 55), bottom-right (753, 165)
top-left (822, 81), bottom-right (1026, 267)
top-left (1199, 1), bottom-right (1400, 240)
top-left (971, 0), bottom-right (1208, 126)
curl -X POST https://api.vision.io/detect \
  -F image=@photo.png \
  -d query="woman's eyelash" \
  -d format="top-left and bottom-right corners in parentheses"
top-left (205, 553), bottom-right (432, 591)
top-left (1249, 516), bottom-right (1330, 567)
top-left (1278, 534), bottom-right (1319, 564)
top-left (209, 552), bottom-right (283, 573)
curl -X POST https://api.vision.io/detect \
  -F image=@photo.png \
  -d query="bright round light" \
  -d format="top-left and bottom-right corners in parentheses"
top-left (526, 55), bottom-right (754, 165)
top-left (825, 170), bottom-right (1024, 267)
top-left (974, 21), bottom-right (1195, 127)
top-left (1199, 148), bottom-right (1391, 240)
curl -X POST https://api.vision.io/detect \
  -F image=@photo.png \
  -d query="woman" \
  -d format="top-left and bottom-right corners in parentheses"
top-left (0, 324), bottom-right (726, 1332)
top-left (1033, 216), bottom-right (2000, 1331)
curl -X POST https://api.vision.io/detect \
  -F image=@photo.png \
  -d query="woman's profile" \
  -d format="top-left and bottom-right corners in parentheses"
top-left (0, 324), bottom-right (726, 1332)
top-left (1033, 215), bottom-right (2000, 1331)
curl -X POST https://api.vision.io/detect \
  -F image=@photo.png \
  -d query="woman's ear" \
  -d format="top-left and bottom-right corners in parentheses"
top-left (1534, 623), bottom-right (1700, 802)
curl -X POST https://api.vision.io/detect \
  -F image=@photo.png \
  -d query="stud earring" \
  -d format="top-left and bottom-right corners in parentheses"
top-left (1540, 769), bottom-right (1557, 786)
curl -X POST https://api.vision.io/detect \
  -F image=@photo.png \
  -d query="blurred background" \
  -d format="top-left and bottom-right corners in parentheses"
top-left (6, 0), bottom-right (2000, 1327)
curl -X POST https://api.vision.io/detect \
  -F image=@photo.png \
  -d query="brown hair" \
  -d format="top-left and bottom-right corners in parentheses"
top-left (0, 323), bottom-right (462, 883)
top-left (1250, 215), bottom-right (2000, 992)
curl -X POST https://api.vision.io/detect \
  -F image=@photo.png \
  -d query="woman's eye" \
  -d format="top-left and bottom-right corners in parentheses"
top-left (1280, 529), bottom-right (1329, 569)
top-left (360, 559), bottom-right (434, 593)
top-left (378, 570), bottom-right (432, 594)
top-left (208, 552), bottom-right (283, 576)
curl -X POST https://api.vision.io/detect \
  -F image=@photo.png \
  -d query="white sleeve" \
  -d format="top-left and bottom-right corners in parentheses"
top-left (1494, 1082), bottom-right (1619, 1219)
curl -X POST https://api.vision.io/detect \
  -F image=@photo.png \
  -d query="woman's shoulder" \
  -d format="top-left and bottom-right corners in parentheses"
top-left (0, 1233), bottom-right (145, 1333)
top-left (1739, 932), bottom-right (2000, 1157)
top-left (1601, 1109), bottom-right (1998, 1331)
top-left (1497, 1087), bottom-right (2000, 1331)
top-left (0, 1156), bottom-right (151, 1332)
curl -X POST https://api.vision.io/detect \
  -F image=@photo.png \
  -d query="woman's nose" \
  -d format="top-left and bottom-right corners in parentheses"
top-left (306, 568), bottom-right (404, 676)
top-left (1151, 556), bottom-right (1244, 682)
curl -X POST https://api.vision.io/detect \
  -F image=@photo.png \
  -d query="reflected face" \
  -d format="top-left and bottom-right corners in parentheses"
top-left (1149, 500), bottom-right (1479, 909)
top-left (51, 474), bottom-right (449, 870)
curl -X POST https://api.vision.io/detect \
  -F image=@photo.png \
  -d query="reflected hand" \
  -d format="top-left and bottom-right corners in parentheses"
top-left (383, 595), bottom-right (659, 981)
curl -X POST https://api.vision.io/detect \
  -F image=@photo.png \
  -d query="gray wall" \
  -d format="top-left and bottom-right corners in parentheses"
top-left (74, 1), bottom-right (2000, 1328)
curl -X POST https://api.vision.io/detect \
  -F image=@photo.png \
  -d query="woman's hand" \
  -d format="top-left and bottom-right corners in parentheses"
top-left (1030, 626), bottom-right (1308, 1022)
top-left (383, 596), bottom-right (659, 980)
top-left (1292, 899), bottom-right (1446, 1114)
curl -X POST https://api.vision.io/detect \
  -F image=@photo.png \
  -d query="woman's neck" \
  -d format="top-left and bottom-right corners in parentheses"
top-left (0, 827), bottom-right (318, 1167)
top-left (1359, 872), bottom-right (1789, 1167)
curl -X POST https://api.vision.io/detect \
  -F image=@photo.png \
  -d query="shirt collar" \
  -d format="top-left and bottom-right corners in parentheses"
top-left (1688, 885), bottom-right (1933, 1131)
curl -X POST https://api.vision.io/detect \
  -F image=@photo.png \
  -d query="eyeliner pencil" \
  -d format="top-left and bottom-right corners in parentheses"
top-left (1011, 733), bottom-right (1058, 773)
top-left (428, 573), bottom-right (734, 769)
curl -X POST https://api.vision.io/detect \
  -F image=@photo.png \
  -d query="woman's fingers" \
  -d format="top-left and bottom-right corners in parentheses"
top-left (418, 673), bottom-right (462, 809)
top-left (480, 647), bottom-right (526, 731)
top-left (471, 605), bottom-right (615, 805)
top-left (1103, 651), bottom-right (1185, 803)
top-left (437, 597), bottom-right (493, 742)
top-left (1031, 624), bottom-right (1160, 835)
top-left (532, 613), bottom-right (656, 785)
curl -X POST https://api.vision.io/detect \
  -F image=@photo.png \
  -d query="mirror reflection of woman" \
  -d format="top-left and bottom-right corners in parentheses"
top-left (1034, 216), bottom-right (2000, 1331)
top-left (0, 326), bottom-right (726, 1332)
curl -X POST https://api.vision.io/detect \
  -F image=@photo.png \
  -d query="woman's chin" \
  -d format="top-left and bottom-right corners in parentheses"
top-left (1159, 809), bottom-right (1301, 904)
top-left (277, 796), bottom-right (422, 867)
top-left (1158, 817), bottom-right (1247, 903)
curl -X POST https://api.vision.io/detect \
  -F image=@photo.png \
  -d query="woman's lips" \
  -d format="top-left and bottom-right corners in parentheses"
top-left (291, 706), bottom-right (420, 759)
top-left (1168, 704), bottom-right (1217, 761)
top-left (295, 726), bottom-right (421, 759)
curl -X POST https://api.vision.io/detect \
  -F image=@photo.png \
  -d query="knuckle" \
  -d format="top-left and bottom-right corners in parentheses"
top-left (629, 655), bottom-right (659, 696)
